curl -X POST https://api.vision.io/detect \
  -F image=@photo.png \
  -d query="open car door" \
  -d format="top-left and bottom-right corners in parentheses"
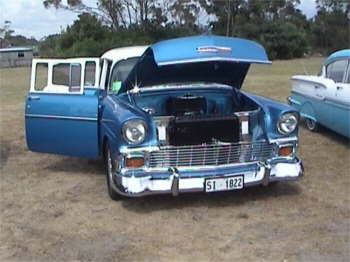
top-left (25, 58), bottom-right (102, 158)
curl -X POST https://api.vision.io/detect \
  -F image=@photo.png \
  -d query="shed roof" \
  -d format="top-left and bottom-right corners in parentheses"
top-left (0, 47), bottom-right (33, 53)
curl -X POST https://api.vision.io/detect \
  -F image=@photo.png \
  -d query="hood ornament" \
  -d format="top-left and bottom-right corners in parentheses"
top-left (196, 46), bottom-right (232, 53)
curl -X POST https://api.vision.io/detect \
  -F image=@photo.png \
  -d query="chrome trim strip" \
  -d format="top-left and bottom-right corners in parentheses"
top-left (120, 146), bottom-right (160, 154)
top-left (291, 90), bottom-right (325, 101)
top-left (268, 136), bottom-right (298, 144)
top-left (287, 96), bottom-right (301, 105)
top-left (121, 161), bottom-right (261, 174)
top-left (291, 90), bottom-right (350, 109)
top-left (324, 97), bottom-right (350, 109)
top-left (25, 114), bottom-right (97, 121)
top-left (136, 84), bottom-right (233, 93)
top-left (101, 118), bottom-right (116, 123)
top-left (157, 57), bottom-right (272, 66)
top-left (291, 77), bottom-right (328, 88)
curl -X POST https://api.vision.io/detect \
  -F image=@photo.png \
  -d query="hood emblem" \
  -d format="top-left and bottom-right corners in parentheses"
top-left (196, 46), bottom-right (232, 53)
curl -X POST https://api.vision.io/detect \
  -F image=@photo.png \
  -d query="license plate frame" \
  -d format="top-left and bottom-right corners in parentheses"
top-left (204, 175), bottom-right (244, 193)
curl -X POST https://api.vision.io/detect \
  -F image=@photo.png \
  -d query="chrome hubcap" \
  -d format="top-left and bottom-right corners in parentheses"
top-left (306, 119), bottom-right (316, 130)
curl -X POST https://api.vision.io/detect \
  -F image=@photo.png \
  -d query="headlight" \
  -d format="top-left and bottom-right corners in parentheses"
top-left (122, 119), bottom-right (147, 144)
top-left (277, 112), bottom-right (298, 134)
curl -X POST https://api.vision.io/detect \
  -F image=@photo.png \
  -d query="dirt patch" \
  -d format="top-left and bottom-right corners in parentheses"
top-left (1, 64), bottom-right (349, 261)
top-left (0, 140), bottom-right (10, 168)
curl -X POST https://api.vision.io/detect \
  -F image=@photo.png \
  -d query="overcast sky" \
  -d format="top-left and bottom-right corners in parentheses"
top-left (0, 0), bottom-right (317, 40)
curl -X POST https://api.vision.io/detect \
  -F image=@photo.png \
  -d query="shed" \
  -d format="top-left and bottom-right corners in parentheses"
top-left (0, 46), bottom-right (34, 68)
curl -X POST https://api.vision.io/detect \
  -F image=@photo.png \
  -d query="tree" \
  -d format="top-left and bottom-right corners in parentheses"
top-left (312, 0), bottom-right (349, 54)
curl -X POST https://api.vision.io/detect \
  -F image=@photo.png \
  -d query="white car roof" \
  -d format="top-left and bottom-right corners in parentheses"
top-left (101, 46), bottom-right (148, 61)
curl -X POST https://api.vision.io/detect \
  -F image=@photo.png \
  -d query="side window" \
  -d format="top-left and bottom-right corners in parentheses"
top-left (326, 60), bottom-right (348, 83)
top-left (70, 64), bottom-right (81, 92)
top-left (53, 63), bottom-right (70, 86)
top-left (109, 57), bottom-right (139, 92)
top-left (52, 63), bottom-right (81, 92)
top-left (84, 61), bottom-right (96, 87)
top-left (34, 63), bottom-right (48, 91)
top-left (346, 61), bottom-right (350, 84)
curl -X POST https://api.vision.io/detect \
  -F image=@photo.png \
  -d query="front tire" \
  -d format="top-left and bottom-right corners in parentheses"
top-left (104, 142), bottom-right (122, 201)
top-left (305, 118), bottom-right (319, 132)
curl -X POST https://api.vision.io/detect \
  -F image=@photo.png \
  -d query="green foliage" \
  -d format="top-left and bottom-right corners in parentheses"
top-left (259, 22), bottom-right (308, 59)
top-left (38, 0), bottom-right (349, 59)
top-left (312, 2), bottom-right (349, 55)
top-left (5, 35), bottom-right (38, 47)
top-left (39, 12), bottom-right (201, 58)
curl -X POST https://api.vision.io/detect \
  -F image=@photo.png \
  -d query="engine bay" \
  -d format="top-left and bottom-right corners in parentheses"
top-left (154, 94), bottom-right (242, 146)
top-left (128, 87), bottom-right (260, 146)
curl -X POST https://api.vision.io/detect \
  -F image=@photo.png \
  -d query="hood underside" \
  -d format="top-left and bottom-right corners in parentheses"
top-left (121, 35), bottom-right (270, 92)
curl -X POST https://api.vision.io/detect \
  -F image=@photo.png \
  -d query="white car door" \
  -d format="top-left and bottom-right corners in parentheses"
top-left (334, 60), bottom-right (350, 105)
top-left (327, 58), bottom-right (350, 105)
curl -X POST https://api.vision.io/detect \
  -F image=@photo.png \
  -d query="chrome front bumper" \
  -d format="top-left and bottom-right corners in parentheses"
top-left (110, 158), bottom-right (304, 197)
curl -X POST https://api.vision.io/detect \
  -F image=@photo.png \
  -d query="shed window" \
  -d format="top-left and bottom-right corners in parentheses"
top-left (18, 52), bottom-right (24, 58)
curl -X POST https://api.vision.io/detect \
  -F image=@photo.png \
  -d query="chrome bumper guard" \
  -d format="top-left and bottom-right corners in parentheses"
top-left (110, 158), bottom-right (304, 197)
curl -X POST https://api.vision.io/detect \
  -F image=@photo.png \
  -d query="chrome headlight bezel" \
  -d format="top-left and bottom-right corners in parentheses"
top-left (122, 119), bottom-right (147, 145)
top-left (277, 112), bottom-right (299, 135)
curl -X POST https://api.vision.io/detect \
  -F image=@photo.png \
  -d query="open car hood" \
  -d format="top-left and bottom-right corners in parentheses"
top-left (121, 35), bottom-right (270, 92)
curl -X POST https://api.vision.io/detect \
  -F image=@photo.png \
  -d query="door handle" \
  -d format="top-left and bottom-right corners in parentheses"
top-left (28, 95), bottom-right (40, 100)
top-left (337, 86), bottom-right (343, 90)
top-left (314, 85), bottom-right (320, 89)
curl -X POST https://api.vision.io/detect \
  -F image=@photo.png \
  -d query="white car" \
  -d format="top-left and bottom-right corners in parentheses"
top-left (288, 49), bottom-right (350, 137)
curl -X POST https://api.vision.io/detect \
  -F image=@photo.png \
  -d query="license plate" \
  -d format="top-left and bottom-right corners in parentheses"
top-left (205, 175), bottom-right (244, 192)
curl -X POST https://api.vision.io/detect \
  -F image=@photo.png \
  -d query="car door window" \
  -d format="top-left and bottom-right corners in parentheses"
top-left (34, 62), bottom-right (48, 91)
top-left (326, 59), bottom-right (348, 83)
top-left (346, 61), bottom-right (350, 84)
top-left (52, 63), bottom-right (82, 93)
top-left (84, 61), bottom-right (96, 87)
top-left (109, 57), bottom-right (139, 92)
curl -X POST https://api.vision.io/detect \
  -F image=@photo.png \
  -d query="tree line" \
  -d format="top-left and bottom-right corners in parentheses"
top-left (5, 0), bottom-right (350, 60)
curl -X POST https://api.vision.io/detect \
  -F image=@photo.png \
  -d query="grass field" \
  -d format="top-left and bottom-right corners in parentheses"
top-left (1, 57), bottom-right (349, 261)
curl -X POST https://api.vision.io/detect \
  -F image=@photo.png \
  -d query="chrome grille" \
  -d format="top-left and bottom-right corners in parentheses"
top-left (148, 141), bottom-right (275, 168)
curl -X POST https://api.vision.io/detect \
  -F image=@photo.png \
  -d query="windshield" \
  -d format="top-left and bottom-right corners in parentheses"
top-left (109, 57), bottom-right (139, 92)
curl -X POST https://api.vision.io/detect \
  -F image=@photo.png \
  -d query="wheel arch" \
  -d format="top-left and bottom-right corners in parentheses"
top-left (300, 101), bottom-right (317, 122)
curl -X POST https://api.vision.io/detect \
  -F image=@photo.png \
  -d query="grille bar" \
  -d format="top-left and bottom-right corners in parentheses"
top-left (148, 141), bottom-right (275, 168)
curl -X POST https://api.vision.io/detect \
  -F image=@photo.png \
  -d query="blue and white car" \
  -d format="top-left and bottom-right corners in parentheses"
top-left (289, 49), bottom-right (350, 137)
top-left (25, 35), bottom-right (303, 200)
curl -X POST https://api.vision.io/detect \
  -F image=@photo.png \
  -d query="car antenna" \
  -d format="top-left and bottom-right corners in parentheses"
top-left (203, 25), bottom-right (213, 35)
top-left (300, 60), bottom-right (309, 75)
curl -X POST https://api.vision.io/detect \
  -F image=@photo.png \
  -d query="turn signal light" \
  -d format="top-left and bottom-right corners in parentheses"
top-left (278, 146), bottom-right (293, 156)
top-left (125, 157), bottom-right (145, 168)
